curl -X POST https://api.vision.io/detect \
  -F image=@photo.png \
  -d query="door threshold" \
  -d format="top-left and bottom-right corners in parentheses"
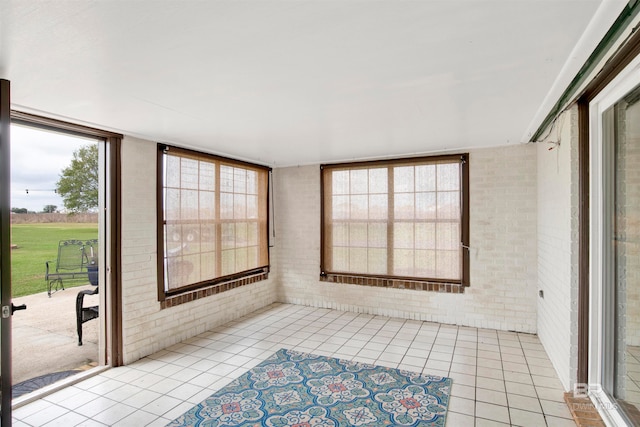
top-left (12, 364), bottom-right (110, 409)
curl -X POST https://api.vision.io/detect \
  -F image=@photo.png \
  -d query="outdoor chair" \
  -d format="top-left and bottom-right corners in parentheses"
top-left (45, 239), bottom-right (99, 297)
top-left (76, 285), bottom-right (98, 346)
top-left (45, 240), bottom-right (85, 296)
top-left (76, 241), bottom-right (99, 346)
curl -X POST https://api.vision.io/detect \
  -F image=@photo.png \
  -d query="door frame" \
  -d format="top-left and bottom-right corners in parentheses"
top-left (1, 79), bottom-right (12, 425)
top-left (10, 111), bottom-right (124, 367)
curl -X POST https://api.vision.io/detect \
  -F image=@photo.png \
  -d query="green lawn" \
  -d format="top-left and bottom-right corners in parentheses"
top-left (10, 223), bottom-right (98, 297)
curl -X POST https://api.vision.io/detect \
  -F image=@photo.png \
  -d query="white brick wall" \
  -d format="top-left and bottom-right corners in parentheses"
top-left (117, 134), bottom-right (584, 381)
top-left (119, 136), bottom-right (277, 364)
top-left (273, 144), bottom-right (538, 332)
top-left (536, 106), bottom-right (579, 391)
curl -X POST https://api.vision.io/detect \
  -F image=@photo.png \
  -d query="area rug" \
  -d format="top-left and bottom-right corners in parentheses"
top-left (167, 348), bottom-right (452, 427)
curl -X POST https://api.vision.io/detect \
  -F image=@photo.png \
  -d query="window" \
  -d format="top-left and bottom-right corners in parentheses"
top-left (157, 145), bottom-right (270, 300)
top-left (321, 154), bottom-right (469, 288)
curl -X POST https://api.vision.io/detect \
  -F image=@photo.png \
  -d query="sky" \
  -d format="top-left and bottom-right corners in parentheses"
top-left (11, 124), bottom-right (96, 213)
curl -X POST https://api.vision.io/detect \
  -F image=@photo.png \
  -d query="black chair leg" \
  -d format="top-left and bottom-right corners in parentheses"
top-left (76, 291), bottom-right (84, 346)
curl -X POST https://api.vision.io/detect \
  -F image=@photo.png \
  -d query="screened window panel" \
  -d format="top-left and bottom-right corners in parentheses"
top-left (181, 190), bottom-right (199, 221)
top-left (369, 195), bottom-right (387, 220)
top-left (394, 223), bottom-right (414, 249)
top-left (349, 223), bottom-right (368, 247)
top-left (416, 165), bottom-right (436, 192)
top-left (415, 223), bottom-right (436, 250)
top-left (222, 223), bottom-right (235, 250)
top-left (165, 189), bottom-right (181, 221)
top-left (247, 223), bottom-right (258, 246)
top-left (437, 192), bottom-right (459, 220)
top-left (199, 192), bottom-right (216, 220)
top-left (220, 193), bottom-right (234, 219)
top-left (247, 195), bottom-right (258, 219)
top-left (394, 194), bottom-right (414, 220)
top-left (416, 193), bottom-right (436, 220)
top-left (394, 166), bottom-right (414, 193)
top-left (333, 170), bottom-right (350, 194)
top-left (333, 223), bottom-right (348, 246)
top-left (368, 248), bottom-right (387, 274)
top-left (437, 163), bottom-right (460, 191)
top-left (415, 250), bottom-right (436, 276)
top-left (221, 250), bottom-right (235, 276)
top-left (200, 162), bottom-right (215, 188)
top-left (165, 156), bottom-right (181, 188)
top-left (350, 169), bottom-right (368, 194)
top-left (368, 223), bottom-right (387, 248)
top-left (200, 253), bottom-right (216, 279)
top-left (349, 247), bottom-right (368, 273)
top-left (160, 146), bottom-right (269, 295)
top-left (333, 195), bottom-right (349, 220)
top-left (220, 166), bottom-right (234, 192)
top-left (350, 195), bottom-right (368, 219)
top-left (369, 169), bottom-right (388, 193)
top-left (322, 155), bottom-right (466, 283)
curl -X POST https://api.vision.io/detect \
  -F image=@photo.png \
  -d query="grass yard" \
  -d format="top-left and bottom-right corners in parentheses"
top-left (11, 223), bottom-right (98, 297)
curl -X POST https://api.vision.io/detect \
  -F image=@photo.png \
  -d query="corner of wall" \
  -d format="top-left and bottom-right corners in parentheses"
top-left (119, 136), bottom-right (279, 365)
top-left (536, 105), bottom-right (580, 391)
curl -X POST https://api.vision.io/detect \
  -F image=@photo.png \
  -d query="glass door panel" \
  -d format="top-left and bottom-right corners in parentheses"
top-left (605, 83), bottom-right (640, 422)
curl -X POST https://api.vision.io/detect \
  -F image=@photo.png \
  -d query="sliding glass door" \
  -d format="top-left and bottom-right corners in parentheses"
top-left (590, 57), bottom-right (640, 426)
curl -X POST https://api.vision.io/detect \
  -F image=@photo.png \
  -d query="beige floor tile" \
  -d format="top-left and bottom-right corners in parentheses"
top-left (476, 401), bottom-right (510, 424)
top-left (507, 393), bottom-right (543, 413)
top-left (476, 388), bottom-right (508, 406)
top-left (540, 399), bottom-right (574, 419)
top-left (509, 408), bottom-right (546, 427)
top-left (445, 410), bottom-right (475, 426)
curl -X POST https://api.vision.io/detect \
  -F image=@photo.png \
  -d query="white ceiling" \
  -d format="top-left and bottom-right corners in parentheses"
top-left (0, 0), bottom-right (625, 166)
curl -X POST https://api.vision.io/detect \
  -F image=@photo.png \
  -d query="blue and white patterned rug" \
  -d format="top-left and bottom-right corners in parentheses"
top-left (167, 348), bottom-right (452, 427)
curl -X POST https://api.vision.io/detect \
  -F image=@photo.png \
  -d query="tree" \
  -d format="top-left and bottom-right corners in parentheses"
top-left (56, 144), bottom-right (98, 213)
top-left (42, 205), bottom-right (57, 213)
top-left (11, 207), bottom-right (28, 214)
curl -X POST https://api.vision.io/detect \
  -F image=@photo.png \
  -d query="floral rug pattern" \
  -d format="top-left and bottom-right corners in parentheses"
top-left (167, 348), bottom-right (452, 427)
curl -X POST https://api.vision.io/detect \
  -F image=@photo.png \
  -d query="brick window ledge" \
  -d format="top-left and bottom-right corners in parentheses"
top-left (320, 273), bottom-right (465, 293)
top-left (161, 271), bottom-right (269, 309)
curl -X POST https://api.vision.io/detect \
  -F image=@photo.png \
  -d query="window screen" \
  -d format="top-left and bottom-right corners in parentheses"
top-left (321, 154), bottom-right (468, 284)
top-left (158, 145), bottom-right (269, 296)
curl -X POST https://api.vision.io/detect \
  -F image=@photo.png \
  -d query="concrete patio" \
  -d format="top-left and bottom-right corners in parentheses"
top-left (11, 284), bottom-right (99, 387)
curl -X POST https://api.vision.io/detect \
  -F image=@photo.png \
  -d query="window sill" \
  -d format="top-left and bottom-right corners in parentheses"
top-left (320, 273), bottom-right (465, 293)
top-left (160, 271), bottom-right (269, 309)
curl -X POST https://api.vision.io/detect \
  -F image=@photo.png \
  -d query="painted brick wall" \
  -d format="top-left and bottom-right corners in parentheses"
top-left (536, 106), bottom-right (579, 391)
top-left (120, 136), bottom-right (277, 364)
top-left (273, 144), bottom-right (538, 332)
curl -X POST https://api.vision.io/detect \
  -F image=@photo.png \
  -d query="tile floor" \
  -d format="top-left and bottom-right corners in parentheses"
top-left (12, 303), bottom-right (576, 426)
